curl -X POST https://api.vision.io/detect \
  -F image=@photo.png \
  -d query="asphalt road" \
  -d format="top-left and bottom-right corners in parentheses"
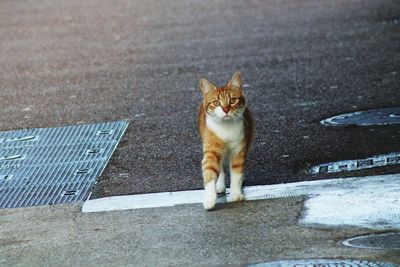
top-left (0, 0), bottom-right (399, 198)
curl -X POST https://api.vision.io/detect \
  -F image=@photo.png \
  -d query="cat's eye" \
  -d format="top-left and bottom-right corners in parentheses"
top-left (229, 98), bottom-right (238, 104)
top-left (213, 100), bottom-right (220, 106)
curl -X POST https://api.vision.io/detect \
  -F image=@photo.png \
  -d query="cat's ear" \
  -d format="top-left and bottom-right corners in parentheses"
top-left (199, 78), bottom-right (217, 96)
top-left (227, 71), bottom-right (242, 90)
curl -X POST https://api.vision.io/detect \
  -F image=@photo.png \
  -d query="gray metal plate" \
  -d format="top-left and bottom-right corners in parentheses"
top-left (310, 152), bottom-right (400, 174)
top-left (249, 259), bottom-right (399, 267)
top-left (0, 120), bottom-right (129, 209)
top-left (343, 233), bottom-right (400, 250)
top-left (321, 107), bottom-right (400, 126)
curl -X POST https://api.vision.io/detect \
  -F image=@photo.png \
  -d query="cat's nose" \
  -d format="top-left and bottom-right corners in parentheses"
top-left (222, 106), bottom-right (230, 114)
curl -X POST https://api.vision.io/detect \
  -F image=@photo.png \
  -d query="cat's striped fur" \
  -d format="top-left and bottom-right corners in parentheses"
top-left (198, 71), bottom-right (254, 210)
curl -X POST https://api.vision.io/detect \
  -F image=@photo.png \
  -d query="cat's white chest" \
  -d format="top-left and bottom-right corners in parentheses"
top-left (206, 116), bottom-right (244, 144)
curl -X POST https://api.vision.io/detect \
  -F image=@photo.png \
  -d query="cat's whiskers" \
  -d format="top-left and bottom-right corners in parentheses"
top-left (233, 112), bottom-right (245, 122)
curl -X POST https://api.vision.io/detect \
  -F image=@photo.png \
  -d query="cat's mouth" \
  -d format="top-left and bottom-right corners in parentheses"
top-left (222, 114), bottom-right (233, 120)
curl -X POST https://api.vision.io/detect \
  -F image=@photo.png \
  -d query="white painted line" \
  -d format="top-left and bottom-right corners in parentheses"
top-left (82, 174), bottom-right (400, 229)
top-left (82, 190), bottom-right (204, 212)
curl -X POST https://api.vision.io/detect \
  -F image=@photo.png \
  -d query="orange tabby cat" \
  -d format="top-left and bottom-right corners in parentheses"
top-left (198, 71), bottom-right (254, 210)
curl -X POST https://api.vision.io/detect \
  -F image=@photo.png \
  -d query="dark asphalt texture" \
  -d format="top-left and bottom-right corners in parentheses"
top-left (0, 0), bottom-right (399, 198)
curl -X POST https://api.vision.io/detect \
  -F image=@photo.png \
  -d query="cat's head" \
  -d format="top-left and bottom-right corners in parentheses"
top-left (199, 71), bottom-right (246, 121)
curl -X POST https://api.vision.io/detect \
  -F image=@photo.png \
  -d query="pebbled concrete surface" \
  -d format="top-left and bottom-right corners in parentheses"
top-left (0, 0), bottom-right (399, 198)
top-left (1, 199), bottom-right (399, 267)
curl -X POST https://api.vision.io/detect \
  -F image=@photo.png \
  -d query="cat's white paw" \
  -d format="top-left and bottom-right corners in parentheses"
top-left (229, 171), bottom-right (244, 202)
top-left (216, 185), bottom-right (226, 194)
top-left (203, 195), bottom-right (216, 210)
top-left (203, 181), bottom-right (217, 210)
top-left (216, 178), bottom-right (226, 194)
top-left (230, 192), bottom-right (245, 202)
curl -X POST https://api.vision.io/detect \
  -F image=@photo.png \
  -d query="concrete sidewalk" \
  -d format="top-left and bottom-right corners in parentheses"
top-left (1, 196), bottom-right (399, 266)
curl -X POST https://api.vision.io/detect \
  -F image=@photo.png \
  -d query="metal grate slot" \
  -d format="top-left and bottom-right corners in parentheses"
top-left (97, 130), bottom-right (113, 136)
top-left (387, 156), bottom-right (400, 164)
top-left (64, 190), bottom-right (78, 196)
top-left (0, 174), bottom-right (12, 181)
top-left (4, 135), bottom-right (37, 143)
top-left (357, 159), bottom-right (373, 168)
top-left (1, 154), bottom-right (23, 161)
top-left (76, 168), bottom-right (91, 175)
top-left (338, 164), bottom-right (348, 171)
top-left (319, 165), bottom-right (328, 173)
top-left (86, 148), bottom-right (102, 155)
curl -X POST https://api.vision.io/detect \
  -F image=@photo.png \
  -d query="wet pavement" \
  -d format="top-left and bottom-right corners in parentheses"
top-left (0, 0), bottom-right (399, 198)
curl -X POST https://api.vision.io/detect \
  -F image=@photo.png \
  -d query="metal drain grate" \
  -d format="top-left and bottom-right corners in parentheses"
top-left (249, 259), bottom-right (399, 267)
top-left (321, 107), bottom-right (400, 126)
top-left (309, 152), bottom-right (400, 174)
top-left (343, 233), bottom-right (400, 250)
top-left (0, 120), bottom-right (129, 209)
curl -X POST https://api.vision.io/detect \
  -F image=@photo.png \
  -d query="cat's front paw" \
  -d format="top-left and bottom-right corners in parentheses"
top-left (203, 182), bottom-right (217, 210)
top-left (203, 200), bottom-right (216, 210)
top-left (230, 192), bottom-right (245, 202)
top-left (216, 183), bottom-right (226, 194)
top-left (203, 195), bottom-right (216, 210)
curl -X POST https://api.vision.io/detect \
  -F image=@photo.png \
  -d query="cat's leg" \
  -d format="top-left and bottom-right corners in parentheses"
top-left (203, 178), bottom-right (217, 210)
top-left (229, 149), bottom-right (246, 202)
top-left (230, 172), bottom-right (244, 202)
top-left (216, 162), bottom-right (226, 194)
top-left (202, 142), bottom-right (224, 210)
